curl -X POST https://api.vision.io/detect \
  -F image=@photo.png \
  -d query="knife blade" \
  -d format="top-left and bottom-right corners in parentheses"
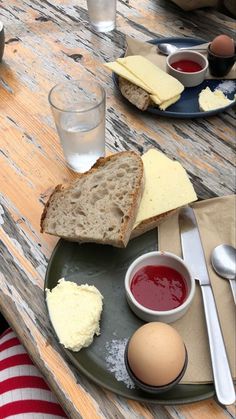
top-left (179, 206), bottom-right (235, 406)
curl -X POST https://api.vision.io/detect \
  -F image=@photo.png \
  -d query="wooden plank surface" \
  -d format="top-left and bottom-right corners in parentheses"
top-left (0, 1), bottom-right (235, 418)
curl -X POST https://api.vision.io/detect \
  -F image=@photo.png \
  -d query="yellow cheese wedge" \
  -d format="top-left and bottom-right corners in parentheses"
top-left (117, 56), bottom-right (184, 102)
top-left (133, 149), bottom-right (197, 228)
top-left (199, 87), bottom-right (235, 111)
top-left (104, 61), bottom-right (152, 93)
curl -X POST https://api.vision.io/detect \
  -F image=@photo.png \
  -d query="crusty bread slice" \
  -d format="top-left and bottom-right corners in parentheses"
top-left (40, 152), bottom-right (144, 248)
top-left (119, 77), bottom-right (151, 111)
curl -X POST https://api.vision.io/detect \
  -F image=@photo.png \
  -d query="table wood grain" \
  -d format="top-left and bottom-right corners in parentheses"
top-left (0, 1), bottom-right (235, 418)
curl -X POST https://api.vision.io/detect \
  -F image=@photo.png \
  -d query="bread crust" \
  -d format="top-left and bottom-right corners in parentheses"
top-left (40, 151), bottom-right (144, 248)
top-left (40, 184), bottom-right (64, 233)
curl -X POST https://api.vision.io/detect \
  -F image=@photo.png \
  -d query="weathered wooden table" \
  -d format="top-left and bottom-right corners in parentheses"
top-left (0, 1), bottom-right (235, 418)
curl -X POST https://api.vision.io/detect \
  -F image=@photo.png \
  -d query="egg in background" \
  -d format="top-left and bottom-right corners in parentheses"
top-left (127, 322), bottom-right (186, 387)
top-left (210, 35), bottom-right (235, 57)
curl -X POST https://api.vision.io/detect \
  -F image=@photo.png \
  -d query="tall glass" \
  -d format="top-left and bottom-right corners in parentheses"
top-left (49, 79), bottom-right (106, 173)
top-left (87, 0), bottom-right (116, 32)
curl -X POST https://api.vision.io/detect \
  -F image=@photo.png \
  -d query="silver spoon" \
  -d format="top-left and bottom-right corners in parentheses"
top-left (211, 244), bottom-right (236, 304)
top-left (157, 42), bottom-right (210, 56)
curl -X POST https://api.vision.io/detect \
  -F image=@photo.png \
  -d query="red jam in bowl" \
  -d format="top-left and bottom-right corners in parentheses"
top-left (171, 59), bottom-right (203, 73)
top-left (130, 265), bottom-right (188, 311)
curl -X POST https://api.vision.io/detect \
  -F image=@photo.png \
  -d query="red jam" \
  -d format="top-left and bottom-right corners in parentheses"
top-left (131, 265), bottom-right (187, 311)
top-left (171, 59), bottom-right (203, 73)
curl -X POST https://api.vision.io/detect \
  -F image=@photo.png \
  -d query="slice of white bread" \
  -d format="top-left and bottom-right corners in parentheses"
top-left (40, 151), bottom-right (144, 248)
top-left (131, 149), bottom-right (197, 238)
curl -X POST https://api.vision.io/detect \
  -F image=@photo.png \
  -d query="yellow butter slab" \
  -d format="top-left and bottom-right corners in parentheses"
top-left (199, 87), bottom-right (235, 111)
top-left (104, 61), bottom-right (152, 93)
top-left (133, 149), bottom-right (197, 228)
top-left (117, 56), bottom-right (184, 102)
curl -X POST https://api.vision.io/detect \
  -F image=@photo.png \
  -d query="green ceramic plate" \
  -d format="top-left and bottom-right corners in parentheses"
top-left (44, 230), bottom-right (214, 404)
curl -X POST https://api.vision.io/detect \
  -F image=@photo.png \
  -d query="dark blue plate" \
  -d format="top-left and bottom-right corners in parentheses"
top-left (112, 37), bottom-right (236, 118)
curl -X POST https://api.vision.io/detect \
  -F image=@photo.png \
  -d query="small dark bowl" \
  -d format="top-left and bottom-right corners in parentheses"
top-left (207, 43), bottom-right (236, 77)
top-left (0, 21), bottom-right (4, 62)
top-left (124, 342), bottom-right (188, 394)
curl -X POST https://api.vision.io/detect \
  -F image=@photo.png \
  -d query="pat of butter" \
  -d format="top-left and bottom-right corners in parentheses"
top-left (133, 149), bottom-right (197, 228)
top-left (199, 87), bottom-right (235, 111)
top-left (46, 279), bottom-right (103, 352)
top-left (117, 56), bottom-right (184, 102)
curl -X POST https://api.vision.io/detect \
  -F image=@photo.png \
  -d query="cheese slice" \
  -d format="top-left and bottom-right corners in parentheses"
top-left (46, 279), bottom-right (103, 352)
top-left (133, 149), bottom-right (197, 228)
top-left (151, 94), bottom-right (181, 110)
top-left (117, 56), bottom-right (184, 102)
top-left (104, 61), bottom-right (152, 93)
top-left (199, 87), bottom-right (235, 111)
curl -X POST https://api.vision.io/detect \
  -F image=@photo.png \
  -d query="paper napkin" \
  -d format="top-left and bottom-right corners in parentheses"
top-left (158, 195), bottom-right (236, 384)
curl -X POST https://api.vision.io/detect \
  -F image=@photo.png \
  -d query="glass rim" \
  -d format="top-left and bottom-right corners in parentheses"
top-left (48, 79), bottom-right (106, 113)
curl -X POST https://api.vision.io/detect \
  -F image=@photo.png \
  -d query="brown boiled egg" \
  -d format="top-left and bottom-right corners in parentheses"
top-left (127, 322), bottom-right (186, 387)
top-left (210, 35), bottom-right (235, 57)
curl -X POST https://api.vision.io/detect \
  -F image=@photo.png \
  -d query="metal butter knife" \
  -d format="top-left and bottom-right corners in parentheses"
top-left (179, 206), bottom-right (235, 406)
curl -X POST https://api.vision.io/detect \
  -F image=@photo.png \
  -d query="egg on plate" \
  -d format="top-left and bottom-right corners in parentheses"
top-left (127, 322), bottom-right (186, 387)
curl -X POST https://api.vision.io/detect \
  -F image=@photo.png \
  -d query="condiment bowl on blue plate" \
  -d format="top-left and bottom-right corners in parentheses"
top-left (166, 50), bottom-right (208, 87)
top-left (125, 251), bottom-right (195, 323)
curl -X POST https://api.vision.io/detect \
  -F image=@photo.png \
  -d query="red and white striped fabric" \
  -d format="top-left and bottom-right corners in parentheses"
top-left (0, 328), bottom-right (67, 418)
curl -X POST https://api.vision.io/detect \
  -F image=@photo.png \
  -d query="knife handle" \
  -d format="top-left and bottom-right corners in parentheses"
top-left (201, 284), bottom-right (235, 405)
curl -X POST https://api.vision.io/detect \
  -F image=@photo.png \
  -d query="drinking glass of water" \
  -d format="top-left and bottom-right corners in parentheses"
top-left (49, 79), bottom-right (106, 173)
top-left (86, 0), bottom-right (116, 32)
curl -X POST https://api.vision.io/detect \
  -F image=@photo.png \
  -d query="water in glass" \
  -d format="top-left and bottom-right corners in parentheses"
top-left (57, 106), bottom-right (105, 173)
top-left (87, 0), bottom-right (116, 32)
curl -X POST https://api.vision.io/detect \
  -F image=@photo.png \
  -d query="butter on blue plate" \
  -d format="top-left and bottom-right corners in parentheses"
top-left (199, 86), bottom-right (236, 111)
